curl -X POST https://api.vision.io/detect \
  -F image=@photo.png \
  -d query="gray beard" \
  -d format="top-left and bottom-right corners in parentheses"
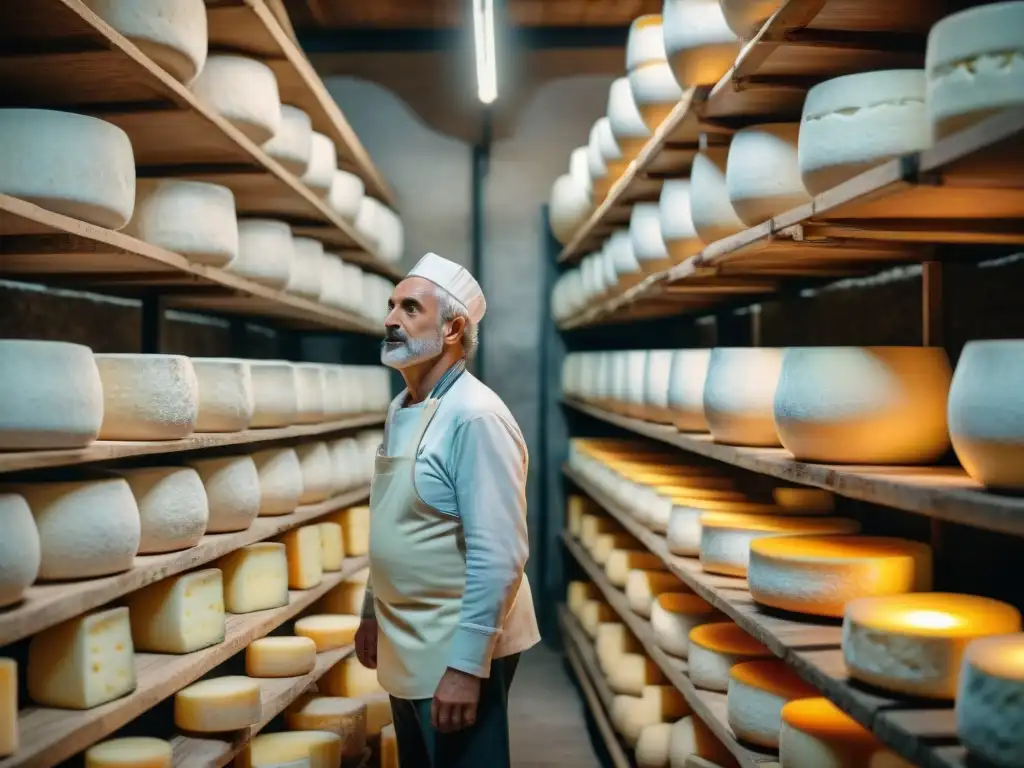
top-left (380, 330), bottom-right (444, 369)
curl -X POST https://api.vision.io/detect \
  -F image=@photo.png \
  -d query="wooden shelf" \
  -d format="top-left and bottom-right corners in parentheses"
top-left (565, 465), bottom-right (970, 768)
top-left (0, 411), bottom-right (385, 474)
top-left (565, 398), bottom-right (1024, 538)
top-left (0, 558), bottom-right (367, 768)
top-left (562, 536), bottom-right (774, 767)
top-left (0, 486), bottom-right (370, 648)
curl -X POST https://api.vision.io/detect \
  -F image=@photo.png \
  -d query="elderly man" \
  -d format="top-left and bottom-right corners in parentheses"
top-left (354, 252), bottom-right (540, 767)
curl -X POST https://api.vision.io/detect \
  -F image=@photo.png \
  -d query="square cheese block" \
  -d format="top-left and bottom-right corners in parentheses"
top-left (219, 543), bottom-right (290, 614)
top-left (28, 607), bottom-right (136, 709)
top-left (279, 526), bottom-right (323, 590)
top-left (246, 636), bottom-right (317, 678)
top-left (283, 695), bottom-right (367, 758)
top-left (245, 731), bottom-right (342, 768)
top-left (127, 568), bottom-right (225, 654)
top-left (320, 571), bottom-right (369, 615)
top-left (328, 506), bottom-right (369, 556)
top-left (85, 737), bottom-right (172, 768)
top-left (294, 615), bottom-right (361, 651)
top-left (319, 523), bottom-right (344, 572)
top-left (174, 676), bottom-right (262, 732)
top-left (320, 655), bottom-right (383, 697)
top-left (0, 658), bottom-right (16, 758)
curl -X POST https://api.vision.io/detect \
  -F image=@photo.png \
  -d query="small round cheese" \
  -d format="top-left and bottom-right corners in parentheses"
top-left (626, 14), bottom-right (667, 70)
top-left (720, 0), bottom-right (783, 38)
top-left (327, 169), bottom-right (365, 222)
top-left (636, 722), bottom-right (673, 767)
top-left (843, 593), bottom-right (1021, 699)
top-left (261, 105), bottom-right (313, 175)
top-left (659, 180), bottom-right (702, 262)
top-left (548, 173), bottom-right (590, 245)
top-left (669, 715), bottom-right (739, 767)
top-left (607, 77), bottom-right (651, 160)
top-left (0, 494), bottom-right (41, 608)
top-left (321, 655), bottom-right (383, 697)
top-left (294, 615), bottom-right (361, 651)
top-left (252, 447), bottom-right (303, 516)
top-left (0, 340), bottom-right (104, 449)
top-left (726, 660), bottom-right (818, 748)
top-left (375, 205), bottom-right (405, 264)
top-left (294, 363), bottom-right (326, 424)
top-left (120, 466), bottom-right (208, 554)
top-left (780, 697), bottom-right (883, 767)
top-left (354, 196), bottom-right (383, 249)
top-left (123, 179), bottom-right (239, 267)
top-left (630, 61), bottom-right (684, 131)
top-left (85, 737), bottom-right (173, 768)
top-left (666, 348), bottom-right (712, 432)
top-left (284, 695), bottom-right (367, 758)
top-left (301, 132), bottom-right (337, 196)
top-left (650, 593), bottom-right (719, 658)
top-left (630, 203), bottom-right (671, 270)
top-left (248, 360), bottom-right (298, 428)
top-left (296, 441), bottom-right (333, 504)
top-left (189, 55), bottom-right (282, 143)
top-left (703, 347), bottom-right (784, 447)
top-left (230, 219), bottom-right (294, 289)
top-left (957, 632), bottom-right (1024, 767)
top-left (191, 357), bottom-right (255, 433)
top-left (246, 636), bottom-right (317, 677)
top-left (663, 0), bottom-right (741, 86)
top-left (187, 455), bottom-right (260, 532)
top-left (94, 353), bottom-right (199, 440)
top-left (16, 478), bottom-right (141, 579)
top-left (726, 123), bottom-right (811, 226)
top-left (0, 109), bottom-right (135, 229)
top-left (626, 570), bottom-right (685, 618)
top-left (690, 147), bottom-right (746, 243)
top-left (748, 536), bottom-right (934, 618)
top-left (174, 676), bottom-right (262, 732)
top-left (688, 622), bottom-right (772, 691)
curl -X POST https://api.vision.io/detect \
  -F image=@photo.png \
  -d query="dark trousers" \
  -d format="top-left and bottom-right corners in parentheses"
top-left (389, 653), bottom-right (521, 768)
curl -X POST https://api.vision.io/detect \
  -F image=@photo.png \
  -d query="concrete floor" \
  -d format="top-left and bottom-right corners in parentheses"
top-left (508, 645), bottom-right (601, 767)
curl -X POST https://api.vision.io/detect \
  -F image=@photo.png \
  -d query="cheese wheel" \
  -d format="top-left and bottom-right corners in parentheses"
top-left (670, 715), bottom-right (740, 767)
top-left (580, 599), bottom-right (617, 637)
top-left (630, 205), bottom-right (670, 272)
top-left (354, 196), bottom-right (383, 249)
top-left (774, 346), bottom-right (952, 464)
top-left (284, 695), bottom-right (367, 757)
top-left (362, 691), bottom-right (394, 735)
top-left (748, 536), bottom-right (934, 618)
top-left (231, 220), bottom-right (294, 289)
top-left (630, 60), bottom-right (684, 130)
top-left (0, 659), bottom-right (15, 758)
top-left (94, 354), bottom-right (199, 440)
top-left (667, 504), bottom-right (704, 557)
top-left (0, 109), bottom-right (135, 229)
top-left (594, 533), bottom-right (641, 565)
top-left (658, 181), bottom-right (702, 265)
top-left (688, 622), bottom-right (772, 691)
top-left (120, 466), bottom-right (208, 554)
top-left (726, 123), bottom-right (810, 226)
top-left (295, 614), bottom-right (360, 651)
top-left (726, 660), bottom-right (817, 748)
top-left (319, 523), bottom-right (344, 571)
top-left (188, 455), bottom-right (260, 533)
top-left (567, 495), bottom-right (594, 537)
top-left (799, 71), bottom-right (928, 195)
top-left (326, 437), bottom-right (360, 491)
top-left (28, 607), bottom-right (136, 709)
top-left (663, 0), bottom-right (741, 86)
top-left (779, 697), bottom-right (883, 767)
top-left (651, 593), bottom-right (719, 658)
top-left (294, 364), bottom-right (326, 424)
top-left (613, 685), bottom-right (689, 745)
top-left (248, 359), bottom-right (298, 428)
top-left (246, 636), bottom-right (317, 677)
top-left (0, 494), bottom-right (40, 609)
top-left (321, 655), bottom-right (382, 698)
top-left (637, 722), bottom-right (673, 766)
top-left (124, 179), bottom-right (239, 267)
top-left (253, 447), bottom-right (304, 516)
top-left (300, 132), bottom-right (337, 196)
top-left (186, 358), bottom-right (254, 432)
top-left (703, 347), bottom-right (784, 447)
top-left (190, 55), bottom-right (282, 143)
top-left (280, 525), bottom-right (323, 589)
top-left (606, 550), bottom-right (666, 587)
top-left (580, 515), bottom-right (619, 550)
top-left (248, 732), bottom-right (341, 768)
top-left (720, 0), bottom-right (783, 38)
top-left (380, 723), bottom-right (398, 768)
top-left (295, 442), bottom-right (333, 504)
top-left (607, 77), bottom-right (652, 161)
top-left (956, 632), bottom-right (1024, 767)
top-left (690, 147), bottom-right (746, 243)
top-left (218, 542), bottom-right (289, 613)
top-left (567, 580), bottom-right (601, 617)
top-left (644, 349), bottom-right (676, 423)
top-left (699, 513), bottom-right (860, 577)
top-left (626, 570), bottom-right (685, 618)
top-left (126, 568), bottom-right (224, 653)
top-left (81, 0), bottom-right (207, 84)
top-left (375, 205), bottom-right (404, 264)
top-left (926, 2), bottom-right (1024, 139)
top-left (262, 105), bottom-right (313, 175)
top-left (327, 170), bottom-right (365, 222)
top-left (287, 238), bottom-right (326, 300)
top-left (175, 676), bottom-right (261, 732)
top-left (608, 653), bottom-right (665, 697)
top-left (16, 478), bottom-right (140, 580)
top-left (85, 737), bottom-right (172, 768)
top-left (322, 572), bottom-right (369, 615)
top-left (667, 348), bottom-right (712, 432)
top-left (596, 622), bottom-right (642, 673)
top-left (843, 593), bottom-right (1021, 699)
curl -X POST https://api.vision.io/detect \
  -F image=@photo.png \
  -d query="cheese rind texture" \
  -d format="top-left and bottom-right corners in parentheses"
top-left (126, 568), bottom-right (225, 653)
top-left (688, 622), bottom-right (772, 691)
top-left (294, 364), bottom-right (326, 425)
top-left (663, 0), bottom-right (741, 86)
top-left (636, 722), bottom-right (673, 767)
top-left (0, 494), bottom-right (40, 609)
top-left (94, 354), bottom-right (199, 440)
top-left (301, 132), bottom-right (337, 195)
top-left (720, 0), bottom-right (783, 38)
top-left (253, 447), bottom-right (304, 516)
top-left (281, 525), bottom-right (323, 589)
top-left (296, 442), bottom-right (333, 504)
top-left (0, 658), bottom-right (16, 758)
top-left (248, 359), bottom-right (298, 428)
top-left (191, 358), bottom-right (255, 432)
top-left (327, 170), bottom-right (365, 222)
top-left (248, 731), bottom-right (342, 768)
top-left (319, 523), bottom-right (344, 571)
top-left (295, 615), bottom-right (360, 651)
top-left (956, 633), bottom-right (1024, 767)
top-left (231, 220), bottom-right (295, 290)
top-left (188, 455), bottom-right (261, 533)
top-left (779, 697), bottom-right (882, 767)
top-left (651, 593), bottom-right (718, 658)
top-left (726, 660), bottom-right (817, 748)
top-left (284, 695), bottom-right (367, 757)
top-left (287, 238), bottom-right (326, 301)
top-left (189, 55), bottom-right (282, 143)
top-left (322, 573), bottom-right (369, 615)
top-left (321, 655), bottom-right (383, 697)
top-left (218, 542), bottom-right (290, 613)
top-left (120, 466), bottom-right (209, 554)
top-left (668, 349), bottom-right (712, 432)
top-left (174, 676), bottom-right (262, 732)
top-left (262, 105), bottom-right (313, 175)
top-left (703, 347), bottom-right (784, 447)
top-left (84, 737), bottom-right (173, 768)
top-left (726, 123), bottom-right (810, 226)
top-left (246, 636), bottom-right (317, 677)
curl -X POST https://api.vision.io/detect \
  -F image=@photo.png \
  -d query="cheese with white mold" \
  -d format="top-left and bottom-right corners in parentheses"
top-left (287, 238), bottom-right (326, 301)
top-left (301, 132), bottom-right (337, 196)
top-left (190, 55), bottom-right (281, 143)
top-left (295, 614), bottom-right (360, 651)
top-left (94, 354), bottom-right (199, 440)
top-left (607, 77), bottom-right (651, 161)
top-left (218, 542), bottom-right (289, 613)
top-left (248, 359), bottom-right (298, 428)
top-left (84, 737), bottom-right (173, 768)
top-left (688, 622), bottom-right (772, 692)
top-left (294, 364), bottom-right (326, 425)
top-left (726, 123), bottom-right (810, 226)
top-left (667, 348), bottom-right (712, 432)
top-left (779, 697), bottom-right (884, 767)
top-left (246, 636), bottom-right (317, 677)
top-left (689, 147), bottom-right (748, 243)
top-left (296, 441), bottom-right (333, 504)
top-left (703, 347), bottom-right (784, 447)
top-left (174, 676), bottom-right (262, 732)
top-left (726, 660), bottom-right (818, 748)
top-left (261, 105), bottom-right (313, 175)
top-left (327, 170), bottom-right (365, 222)
top-left (663, 0), bottom-right (741, 86)
top-left (280, 525), bottom-right (323, 590)
top-left (329, 506), bottom-right (369, 556)
top-left (0, 659), bottom-right (16, 758)
top-left (191, 358), bottom-right (255, 432)
top-left (284, 695), bottom-right (367, 758)
top-left (126, 568), bottom-right (225, 653)
top-left (321, 655), bottom-right (383, 697)
top-left (637, 722), bottom-right (673, 767)
top-left (720, 0), bottom-right (783, 38)
top-left (188, 455), bottom-right (261, 533)
top-left (956, 632), bottom-right (1024, 768)
top-left (230, 220), bottom-right (294, 290)
top-left (659, 180), bottom-right (703, 265)
top-left (253, 447), bottom-right (304, 516)
top-left (28, 607), bottom-right (136, 709)
top-left (630, 61), bottom-right (684, 130)
top-left (322, 572), bottom-right (369, 615)
top-left (651, 593), bottom-right (719, 658)
top-left (626, 570), bottom-right (685, 618)
top-left (319, 522), bottom-right (344, 571)
top-left (0, 494), bottom-right (40, 609)
top-left (606, 550), bottom-right (666, 587)
top-left (246, 731), bottom-right (342, 768)
top-left (120, 466), bottom-right (208, 554)
top-left (670, 715), bottom-right (740, 767)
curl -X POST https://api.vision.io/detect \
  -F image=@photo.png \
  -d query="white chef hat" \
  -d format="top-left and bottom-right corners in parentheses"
top-left (407, 252), bottom-right (487, 323)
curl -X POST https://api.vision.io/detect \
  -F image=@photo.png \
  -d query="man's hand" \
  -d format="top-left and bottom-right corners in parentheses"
top-left (431, 667), bottom-right (481, 733)
top-left (354, 618), bottom-right (378, 669)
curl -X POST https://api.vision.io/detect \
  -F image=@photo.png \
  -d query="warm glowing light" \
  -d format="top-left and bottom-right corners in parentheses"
top-left (472, 0), bottom-right (497, 104)
top-left (900, 610), bottom-right (962, 631)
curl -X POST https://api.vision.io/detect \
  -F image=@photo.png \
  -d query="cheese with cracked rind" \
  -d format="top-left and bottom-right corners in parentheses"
top-left (280, 525), bottom-right (323, 589)
top-left (230, 220), bottom-right (294, 289)
top-left (188, 455), bottom-right (261, 533)
top-left (94, 354), bottom-right (199, 440)
top-left (248, 359), bottom-right (298, 428)
top-left (779, 697), bottom-right (883, 767)
top-left (956, 632), bottom-right (1024, 767)
top-left (191, 358), bottom-right (255, 432)
top-left (218, 542), bottom-right (289, 613)
top-left (253, 447), bottom-right (304, 516)
top-left (726, 123), bottom-right (810, 226)
top-left (126, 568), bottom-right (224, 653)
top-left (84, 737), bottom-right (172, 768)
top-left (120, 466), bottom-right (208, 554)
top-left (246, 636), bottom-right (317, 677)
top-left (726, 660), bottom-right (817, 748)
top-left (295, 614), bottom-right (360, 651)
top-left (651, 593), bottom-right (719, 658)
top-left (703, 347), bottom-right (784, 447)
top-left (245, 731), bottom-right (341, 768)
top-left (174, 676), bottom-right (261, 731)
top-left (284, 695), bottom-right (367, 758)
top-left (0, 494), bottom-right (40, 609)
top-left (261, 105), bottom-right (313, 175)
top-left (688, 622), bottom-right (771, 691)
top-left (190, 55), bottom-right (281, 143)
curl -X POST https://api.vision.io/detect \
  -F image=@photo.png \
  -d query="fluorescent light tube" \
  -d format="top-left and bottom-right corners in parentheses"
top-left (473, 0), bottom-right (497, 104)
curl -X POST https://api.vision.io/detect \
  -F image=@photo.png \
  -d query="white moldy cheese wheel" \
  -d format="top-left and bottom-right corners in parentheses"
top-left (630, 59), bottom-right (684, 131)
top-left (120, 466), bottom-right (209, 554)
top-left (659, 180), bottom-right (702, 264)
top-left (94, 353), bottom-right (199, 440)
top-left (670, 716), bottom-right (739, 767)
top-left (246, 636), bottom-right (317, 677)
top-left (703, 347), bottom-right (784, 447)
top-left (799, 70), bottom-right (928, 195)
top-left (721, 0), bottom-right (783, 38)
top-left (17, 478), bottom-right (140, 580)
top-left (231, 219), bottom-right (294, 289)
top-left (651, 593), bottom-right (719, 658)
top-left (126, 568), bottom-right (225, 653)
top-left (689, 147), bottom-right (746, 244)
top-left (84, 737), bottom-right (173, 768)
top-left (926, 2), bottom-right (1024, 139)
top-left (218, 542), bottom-right (289, 613)
top-left (626, 570), bottom-right (684, 618)
top-left (748, 536), bottom-right (934, 618)
top-left (663, 0), bottom-right (741, 86)
top-left (190, 55), bottom-right (282, 143)
top-left (294, 615), bottom-right (361, 651)
top-left (191, 358), bottom-right (255, 433)
top-left (123, 179), bottom-right (239, 267)
top-left (726, 123), bottom-right (811, 226)
top-left (688, 622), bottom-right (772, 691)
top-left (0, 494), bottom-right (41, 609)
top-left (667, 348), bottom-right (712, 433)
top-left (294, 363), bottom-right (326, 424)
top-left (175, 676), bottom-right (262, 732)
top-left (607, 77), bottom-right (651, 160)
top-left (296, 442), bottom-right (332, 504)
top-left (261, 105), bottom-right (313, 175)
top-left (843, 593), bottom-right (1021, 699)
top-left (253, 447), bottom-right (303, 516)
top-left (247, 731), bottom-right (341, 768)
top-left (284, 695), bottom-right (367, 758)
top-left (957, 632), bottom-right (1024, 767)
top-left (327, 169), bottom-right (365, 222)
top-left (779, 697), bottom-right (883, 767)
top-left (188, 455), bottom-right (261, 532)
top-left (0, 109), bottom-right (135, 229)
top-left (28, 606), bottom-right (136, 709)
top-left (248, 359), bottom-right (298, 428)
top-left (0, 340), bottom-right (105, 450)
top-left (286, 237), bottom-right (326, 300)
top-left (321, 655), bottom-right (383, 697)
top-left (773, 346), bottom-right (952, 464)
top-left (726, 660), bottom-right (818, 748)
top-left (301, 132), bottom-right (337, 196)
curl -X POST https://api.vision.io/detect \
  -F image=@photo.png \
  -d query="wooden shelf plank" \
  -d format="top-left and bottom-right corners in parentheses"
top-left (0, 411), bottom-right (385, 474)
top-left (562, 536), bottom-right (775, 767)
top-left (0, 558), bottom-right (367, 768)
top-left (0, 487), bottom-right (371, 648)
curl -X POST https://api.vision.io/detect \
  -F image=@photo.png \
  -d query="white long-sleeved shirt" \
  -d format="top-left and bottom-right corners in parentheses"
top-left (361, 371), bottom-right (536, 677)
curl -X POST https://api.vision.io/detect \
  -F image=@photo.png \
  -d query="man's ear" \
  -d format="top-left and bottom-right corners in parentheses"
top-left (444, 315), bottom-right (466, 346)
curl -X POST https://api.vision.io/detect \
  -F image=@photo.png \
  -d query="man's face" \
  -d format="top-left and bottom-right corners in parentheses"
top-left (381, 277), bottom-right (444, 369)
